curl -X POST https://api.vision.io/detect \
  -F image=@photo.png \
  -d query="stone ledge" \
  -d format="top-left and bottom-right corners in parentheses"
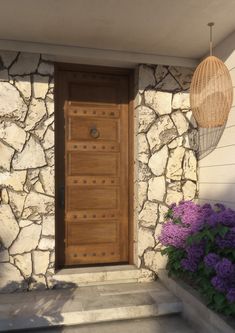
top-left (158, 269), bottom-right (235, 333)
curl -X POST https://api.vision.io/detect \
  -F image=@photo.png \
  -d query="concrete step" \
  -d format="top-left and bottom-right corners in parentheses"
top-left (23, 315), bottom-right (197, 333)
top-left (53, 265), bottom-right (142, 288)
top-left (0, 281), bottom-right (183, 331)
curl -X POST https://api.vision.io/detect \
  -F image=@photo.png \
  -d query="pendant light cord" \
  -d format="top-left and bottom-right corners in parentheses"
top-left (208, 22), bottom-right (214, 56)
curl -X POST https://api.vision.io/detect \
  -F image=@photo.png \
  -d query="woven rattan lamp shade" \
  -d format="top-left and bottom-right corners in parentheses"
top-left (190, 55), bottom-right (233, 128)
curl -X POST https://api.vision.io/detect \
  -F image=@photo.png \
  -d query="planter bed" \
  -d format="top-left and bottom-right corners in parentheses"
top-left (158, 269), bottom-right (235, 333)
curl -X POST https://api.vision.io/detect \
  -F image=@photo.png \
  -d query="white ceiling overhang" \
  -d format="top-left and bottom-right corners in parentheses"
top-left (0, 0), bottom-right (235, 67)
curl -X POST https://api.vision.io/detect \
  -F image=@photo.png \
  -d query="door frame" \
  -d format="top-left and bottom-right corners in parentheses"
top-left (54, 63), bottom-right (135, 269)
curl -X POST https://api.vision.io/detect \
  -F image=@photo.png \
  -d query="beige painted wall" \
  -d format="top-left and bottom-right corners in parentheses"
top-left (198, 30), bottom-right (235, 209)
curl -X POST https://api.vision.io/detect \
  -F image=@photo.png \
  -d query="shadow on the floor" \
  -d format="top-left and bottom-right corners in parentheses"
top-left (1, 280), bottom-right (77, 333)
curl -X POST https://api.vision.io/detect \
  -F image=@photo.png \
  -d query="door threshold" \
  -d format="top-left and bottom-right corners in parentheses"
top-left (53, 265), bottom-right (141, 288)
top-left (56, 264), bottom-right (137, 275)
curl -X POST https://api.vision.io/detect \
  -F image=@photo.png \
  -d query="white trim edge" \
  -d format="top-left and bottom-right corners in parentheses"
top-left (0, 39), bottom-right (199, 68)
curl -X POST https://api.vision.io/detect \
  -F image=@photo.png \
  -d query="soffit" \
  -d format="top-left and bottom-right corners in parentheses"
top-left (0, 0), bottom-right (235, 59)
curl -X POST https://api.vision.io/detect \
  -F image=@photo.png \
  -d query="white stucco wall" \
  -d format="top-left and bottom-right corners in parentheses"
top-left (198, 30), bottom-right (235, 209)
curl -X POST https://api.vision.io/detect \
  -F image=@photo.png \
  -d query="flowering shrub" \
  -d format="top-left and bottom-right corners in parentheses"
top-left (159, 201), bottom-right (235, 316)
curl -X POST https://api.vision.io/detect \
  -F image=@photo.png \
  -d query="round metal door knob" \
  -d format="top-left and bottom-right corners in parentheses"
top-left (90, 127), bottom-right (100, 138)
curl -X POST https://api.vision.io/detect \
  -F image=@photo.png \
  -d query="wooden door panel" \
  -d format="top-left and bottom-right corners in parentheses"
top-left (66, 243), bottom-right (120, 265)
top-left (68, 153), bottom-right (119, 175)
top-left (68, 117), bottom-right (119, 141)
top-left (67, 187), bottom-right (119, 210)
top-left (69, 82), bottom-right (118, 104)
top-left (57, 67), bottom-right (130, 266)
top-left (67, 222), bottom-right (117, 245)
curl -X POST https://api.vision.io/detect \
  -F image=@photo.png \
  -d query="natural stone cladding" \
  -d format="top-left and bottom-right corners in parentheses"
top-left (0, 51), bottom-right (55, 292)
top-left (0, 51), bottom-right (198, 292)
top-left (136, 64), bottom-right (198, 277)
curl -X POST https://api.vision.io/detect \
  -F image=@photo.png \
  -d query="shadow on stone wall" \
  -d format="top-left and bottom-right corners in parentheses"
top-left (137, 64), bottom-right (227, 161)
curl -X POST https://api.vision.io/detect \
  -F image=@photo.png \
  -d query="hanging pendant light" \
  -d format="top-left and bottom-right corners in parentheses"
top-left (190, 23), bottom-right (233, 128)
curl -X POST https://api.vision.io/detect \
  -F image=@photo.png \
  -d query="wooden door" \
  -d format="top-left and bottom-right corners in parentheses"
top-left (55, 65), bottom-right (132, 267)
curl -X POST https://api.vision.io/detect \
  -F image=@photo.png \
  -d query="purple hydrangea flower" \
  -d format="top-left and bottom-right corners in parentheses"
top-left (219, 209), bottom-right (235, 227)
top-left (226, 288), bottom-right (235, 303)
top-left (172, 201), bottom-right (213, 233)
top-left (159, 201), bottom-right (235, 308)
top-left (214, 203), bottom-right (226, 211)
top-left (159, 201), bottom-right (235, 253)
top-left (205, 207), bottom-right (235, 228)
top-left (159, 201), bottom-right (215, 249)
top-left (170, 203), bottom-right (176, 209)
top-left (204, 253), bottom-right (220, 269)
top-left (215, 258), bottom-right (235, 279)
top-left (211, 276), bottom-right (228, 293)
top-left (158, 220), bottom-right (190, 248)
top-left (186, 243), bottom-right (204, 261)
top-left (216, 235), bottom-right (235, 249)
top-left (181, 258), bottom-right (198, 272)
top-left (216, 226), bottom-right (235, 249)
top-left (202, 203), bottom-right (212, 209)
top-left (207, 213), bottom-right (220, 227)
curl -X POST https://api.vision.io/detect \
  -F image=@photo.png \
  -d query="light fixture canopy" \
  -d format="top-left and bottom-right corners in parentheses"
top-left (190, 23), bottom-right (233, 128)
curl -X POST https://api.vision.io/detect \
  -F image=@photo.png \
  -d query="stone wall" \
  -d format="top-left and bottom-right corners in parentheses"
top-left (0, 51), bottom-right (55, 291)
top-left (136, 64), bottom-right (198, 276)
top-left (0, 51), bottom-right (198, 292)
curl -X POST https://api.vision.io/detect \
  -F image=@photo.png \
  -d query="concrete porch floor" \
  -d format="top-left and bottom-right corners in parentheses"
top-left (0, 280), bottom-right (197, 332)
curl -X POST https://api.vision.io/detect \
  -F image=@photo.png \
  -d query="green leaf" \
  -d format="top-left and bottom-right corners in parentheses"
top-left (165, 209), bottom-right (173, 219)
top-left (205, 230), bottom-right (214, 241)
top-left (218, 226), bottom-right (229, 237)
top-left (214, 293), bottom-right (226, 306)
